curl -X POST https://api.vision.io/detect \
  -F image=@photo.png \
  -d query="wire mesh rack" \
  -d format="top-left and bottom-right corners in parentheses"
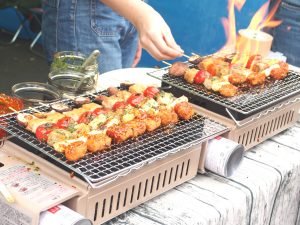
top-left (0, 91), bottom-right (228, 188)
top-left (147, 68), bottom-right (300, 116)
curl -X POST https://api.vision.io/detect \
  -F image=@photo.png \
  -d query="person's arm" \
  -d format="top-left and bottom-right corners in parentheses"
top-left (100, 0), bottom-right (184, 60)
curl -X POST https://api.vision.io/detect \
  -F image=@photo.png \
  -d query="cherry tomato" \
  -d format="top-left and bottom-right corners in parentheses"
top-left (207, 64), bottom-right (216, 76)
top-left (36, 123), bottom-right (57, 142)
top-left (77, 111), bottom-right (95, 124)
top-left (194, 70), bottom-right (206, 84)
top-left (246, 54), bottom-right (262, 69)
top-left (127, 94), bottom-right (144, 107)
top-left (143, 86), bottom-right (160, 98)
top-left (92, 107), bottom-right (110, 116)
top-left (112, 101), bottom-right (128, 111)
top-left (56, 116), bottom-right (75, 129)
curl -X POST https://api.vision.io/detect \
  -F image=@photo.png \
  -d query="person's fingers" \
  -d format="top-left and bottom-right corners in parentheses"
top-left (148, 33), bottom-right (183, 59)
top-left (163, 28), bottom-right (183, 53)
top-left (132, 41), bottom-right (142, 67)
top-left (142, 40), bottom-right (179, 61)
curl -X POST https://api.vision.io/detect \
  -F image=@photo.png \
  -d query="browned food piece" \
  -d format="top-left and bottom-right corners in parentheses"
top-left (16, 113), bottom-right (36, 127)
top-left (184, 68), bottom-right (198, 84)
top-left (174, 102), bottom-right (194, 120)
top-left (247, 73), bottom-right (266, 86)
top-left (126, 119), bottom-right (147, 137)
top-left (128, 84), bottom-right (146, 94)
top-left (107, 87), bottom-right (119, 95)
top-left (270, 62), bottom-right (289, 80)
top-left (219, 84), bottom-right (238, 97)
top-left (158, 108), bottom-right (178, 126)
top-left (64, 139), bottom-right (87, 161)
top-left (74, 96), bottom-right (91, 106)
top-left (188, 55), bottom-right (203, 65)
top-left (107, 124), bottom-right (134, 143)
top-left (144, 116), bottom-right (161, 132)
top-left (228, 73), bottom-right (247, 85)
top-left (51, 103), bottom-right (72, 113)
top-left (87, 131), bottom-right (112, 152)
top-left (169, 62), bottom-right (189, 77)
top-left (251, 62), bottom-right (269, 72)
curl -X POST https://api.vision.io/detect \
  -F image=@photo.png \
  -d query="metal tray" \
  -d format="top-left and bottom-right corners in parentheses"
top-left (0, 91), bottom-right (228, 188)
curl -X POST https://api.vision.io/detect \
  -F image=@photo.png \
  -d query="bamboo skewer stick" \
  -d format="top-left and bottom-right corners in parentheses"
top-left (182, 54), bottom-right (191, 59)
top-left (8, 107), bottom-right (17, 113)
top-left (161, 61), bottom-right (172, 66)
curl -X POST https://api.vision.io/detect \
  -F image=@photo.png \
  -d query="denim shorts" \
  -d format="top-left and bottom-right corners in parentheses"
top-left (42, 0), bottom-right (138, 73)
top-left (268, 0), bottom-right (300, 67)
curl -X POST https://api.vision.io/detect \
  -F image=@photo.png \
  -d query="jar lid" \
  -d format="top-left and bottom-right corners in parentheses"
top-left (11, 82), bottom-right (62, 107)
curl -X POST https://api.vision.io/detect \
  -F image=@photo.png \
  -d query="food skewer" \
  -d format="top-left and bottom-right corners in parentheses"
top-left (162, 61), bottom-right (172, 66)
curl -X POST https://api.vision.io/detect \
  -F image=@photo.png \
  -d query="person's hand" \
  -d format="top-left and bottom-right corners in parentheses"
top-left (100, 0), bottom-right (183, 61)
top-left (132, 40), bottom-right (142, 67)
top-left (134, 8), bottom-right (184, 61)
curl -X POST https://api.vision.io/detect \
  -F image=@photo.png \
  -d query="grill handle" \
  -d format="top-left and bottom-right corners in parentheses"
top-left (226, 96), bottom-right (300, 127)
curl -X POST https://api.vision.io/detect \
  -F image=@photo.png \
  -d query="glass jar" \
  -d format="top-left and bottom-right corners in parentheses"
top-left (48, 51), bottom-right (99, 96)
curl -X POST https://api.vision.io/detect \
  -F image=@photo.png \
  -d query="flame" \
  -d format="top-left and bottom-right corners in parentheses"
top-left (219, 0), bottom-right (282, 67)
top-left (219, 0), bottom-right (246, 54)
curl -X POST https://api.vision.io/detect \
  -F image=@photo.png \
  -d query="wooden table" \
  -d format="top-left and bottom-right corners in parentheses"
top-left (99, 68), bottom-right (300, 225)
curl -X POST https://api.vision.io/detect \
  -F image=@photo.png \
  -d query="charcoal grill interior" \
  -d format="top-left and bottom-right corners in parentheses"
top-left (147, 67), bottom-right (300, 118)
top-left (0, 91), bottom-right (228, 187)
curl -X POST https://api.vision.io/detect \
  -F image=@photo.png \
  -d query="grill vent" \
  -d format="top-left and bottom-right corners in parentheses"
top-left (236, 109), bottom-right (295, 148)
top-left (92, 157), bottom-right (193, 223)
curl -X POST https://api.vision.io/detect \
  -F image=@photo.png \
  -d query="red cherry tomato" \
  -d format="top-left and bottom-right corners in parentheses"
top-left (246, 54), bottom-right (262, 69)
top-left (127, 94), bottom-right (144, 107)
top-left (77, 111), bottom-right (95, 124)
top-left (194, 70), bottom-right (206, 84)
top-left (207, 64), bottom-right (216, 76)
top-left (92, 107), bottom-right (110, 116)
top-left (143, 86), bottom-right (160, 98)
top-left (112, 101), bottom-right (128, 111)
top-left (56, 116), bottom-right (75, 129)
top-left (36, 123), bottom-right (57, 142)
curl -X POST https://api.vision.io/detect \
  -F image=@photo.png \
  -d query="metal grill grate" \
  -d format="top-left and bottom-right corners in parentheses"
top-left (0, 92), bottom-right (227, 187)
top-left (147, 68), bottom-right (300, 115)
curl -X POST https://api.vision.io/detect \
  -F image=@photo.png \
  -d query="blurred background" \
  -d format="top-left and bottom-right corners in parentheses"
top-left (0, 0), bottom-right (265, 94)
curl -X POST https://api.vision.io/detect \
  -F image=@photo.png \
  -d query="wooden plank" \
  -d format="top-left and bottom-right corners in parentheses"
top-left (106, 211), bottom-right (161, 225)
top-left (246, 140), bottom-right (300, 225)
top-left (271, 126), bottom-right (300, 151)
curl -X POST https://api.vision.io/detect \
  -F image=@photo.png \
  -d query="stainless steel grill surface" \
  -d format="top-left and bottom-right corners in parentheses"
top-left (147, 68), bottom-right (300, 116)
top-left (0, 92), bottom-right (228, 187)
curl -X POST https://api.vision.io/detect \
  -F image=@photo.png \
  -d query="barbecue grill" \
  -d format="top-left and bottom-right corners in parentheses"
top-left (0, 90), bottom-right (228, 225)
top-left (146, 65), bottom-right (300, 170)
top-left (147, 67), bottom-right (300, 120)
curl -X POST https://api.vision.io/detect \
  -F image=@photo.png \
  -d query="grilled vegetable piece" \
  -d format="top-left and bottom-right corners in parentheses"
top-left (143, 86), bottom-right (160, 98)
top-left (72, 123), bottom-right (90, 138)
top-left (129, 84), bottom-right (147, 94)
top-left (169, 62), bottom-right (189, 77)
top-left (158, 108), bottom-right (178, 126)
top-left (51, 103), bottom-right (71, 113)
top-left (55, 137), bottom-right (87, 161)
top-left (87, 131), bottom-right (112, 152)
top-left (74, 96), bottom-right (91, 106)
top-left (184, 68), bottom-right (198, 84)
top-left (56, 116), bottom-right (75, 129)
top-left (127, 94), bottom-right (144, 107)
top-left (219, 84), bottom-right (238, 97)
top-left (16, 113), bottom-right (36, 127)
top-left (194, 70), bottom-right (207, 84)
top-left (174, 102), bottom-right (194, 120)
top-left (47, 129), bottom-right (74, 147)
top-left (35, 122), bottom-right (58, 142)
top-left (247, 73), bottom-right (266, 86)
